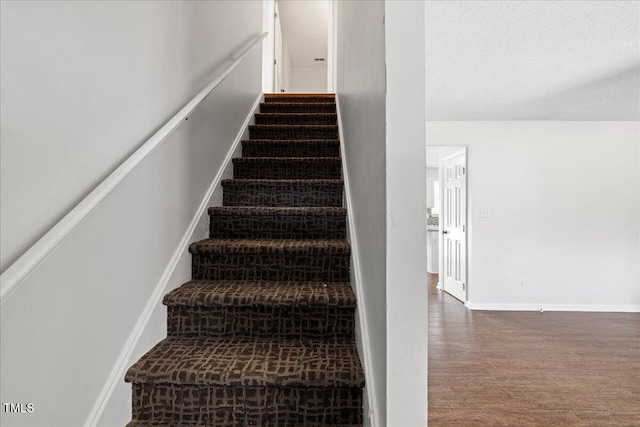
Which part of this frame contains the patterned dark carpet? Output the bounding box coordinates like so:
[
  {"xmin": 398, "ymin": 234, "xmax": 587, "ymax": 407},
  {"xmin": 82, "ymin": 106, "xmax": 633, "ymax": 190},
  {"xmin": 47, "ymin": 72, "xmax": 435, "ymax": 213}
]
[{"xmin": 125, "ymin": 94, "xmax": 365, "ymax": 426}]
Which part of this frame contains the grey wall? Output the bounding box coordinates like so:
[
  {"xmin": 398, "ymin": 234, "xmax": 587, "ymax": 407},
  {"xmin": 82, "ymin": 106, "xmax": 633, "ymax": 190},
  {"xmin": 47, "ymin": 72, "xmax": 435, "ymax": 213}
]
[
  {"xmin": 0, "ymin": 1, "xmax": 262, "ymax": 272},
  {"xmin": 336, "ymin": 1, "xmax": 387, "ymax": 425}
]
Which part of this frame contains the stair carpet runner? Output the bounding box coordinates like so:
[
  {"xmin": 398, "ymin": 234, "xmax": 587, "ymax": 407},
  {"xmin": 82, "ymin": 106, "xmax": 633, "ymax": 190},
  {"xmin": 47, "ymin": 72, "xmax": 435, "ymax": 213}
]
[{"xmin": 125, "ymin": 94, "xmax": 365, "ymax": 426}]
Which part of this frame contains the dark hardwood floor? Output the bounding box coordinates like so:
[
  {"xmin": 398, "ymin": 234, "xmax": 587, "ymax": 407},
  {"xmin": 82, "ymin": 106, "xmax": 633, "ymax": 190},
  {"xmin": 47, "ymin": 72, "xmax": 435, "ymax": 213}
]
[{"xmin": 428, "ymin": 273, "xmax": 640, "ymax": 426}]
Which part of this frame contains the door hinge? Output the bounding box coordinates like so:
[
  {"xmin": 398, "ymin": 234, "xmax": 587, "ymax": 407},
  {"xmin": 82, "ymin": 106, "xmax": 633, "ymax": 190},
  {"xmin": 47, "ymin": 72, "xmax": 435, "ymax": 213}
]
[
  {"xmin": 462, "ymin": 282, "xmax": 466, "ymax": 290},
  {"xmin": 462, "ymin": 167, "xmax": 466, "ymax": 175},
  {"xmin": 274, "ymin": 59, "xmax": 277, "ymax": 65},
  {"xmin": 462, "ymin": 225, "xmax": 465, "ymax": 232},
  {"xmin": 274, "ymin": 12, "xmax": 278, "ymax": 18}
]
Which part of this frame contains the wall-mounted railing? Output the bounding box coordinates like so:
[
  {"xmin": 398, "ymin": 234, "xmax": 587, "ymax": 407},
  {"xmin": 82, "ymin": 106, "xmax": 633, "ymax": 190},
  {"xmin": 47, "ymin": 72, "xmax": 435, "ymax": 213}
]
[{"xmin": 0, "ymin": 32, "xmax": 268, "ymax": 304}]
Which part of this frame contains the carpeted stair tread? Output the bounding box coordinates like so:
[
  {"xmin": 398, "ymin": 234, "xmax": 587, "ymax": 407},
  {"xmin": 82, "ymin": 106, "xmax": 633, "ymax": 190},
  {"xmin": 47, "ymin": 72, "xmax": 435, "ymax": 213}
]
[
  {"xmin": 222, "ymin": 178, "xmax": 344, "ymax": 187},
  {"xmin": 242, "ymin": 139, "xmax": 340, "ymax": 158},
  {"xmin": 208, "ymin": 206, "xmax": 346, "ymax": 239},
  {"xmin": 163, "ymin": 280, "xmax": 356, "ymax": 308},
  {"xmin": 243, "ymin": 138, "xmax": 340, "ymax": 144},
  {"xmin": 221, "ymin": 179, "xmax": 344, "ymax": 207},
  {"xmin": 129, "ymin": 383, "xmax": 362, "ymax": 425},
  {"xmin": 127, "ymin": 423, "xmax": 361, "ymax": 427},
  {"xmin": 264, "ymin": 94, "xmax": 334, "ymax": 103},
  {"xmin": 125, "ymin": 336, "xmax": 365, "ymax": 388},
  {"xmin": 233, "ymin": 157, "xmax": 341, "ymax": 162},
  {"xmin": 222, "ymin": 178, "xmax": 344, "ymax": 185},
  {"xmin": 259, "ymin": 102, "xmax": 336, "ymax": 113},
  {"xmin": 127, "ymin": 422, "xmax": 361, "ymax": 427},
  {"xmin": 255, "ymin": 113, "xmax": 337, "ymax": 125},
  {"xmin": 233, "ymin": 157, "xmax": 342, "ymax": 180},
  {"xmin": 189, "ymin": 239, "xmax": 350, "ymax": 255},
  {"xmin": 165, "ymin": 280, "xmax": 355, "ymax": 338},
  {"xmin": 208, "ymin": 206, "xmax": 346, "ymax": 216},
  {"xmin": 255, "ymin": 113, "xmax": 336, "ymax": 118},
  {"xmin": 249, "ymin": 125, "xmax": 338, "ymax": 131},
  {"xmin": 249, "ymin": 125, "xmax": 338, "ymax": 140}
]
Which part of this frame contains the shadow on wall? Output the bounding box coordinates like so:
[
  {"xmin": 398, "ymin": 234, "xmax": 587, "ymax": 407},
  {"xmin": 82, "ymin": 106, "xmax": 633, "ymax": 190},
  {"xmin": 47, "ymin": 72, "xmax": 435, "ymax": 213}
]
[{"xmin": 511, "ymin": 63, "xmax": 640, "ymax": 120}]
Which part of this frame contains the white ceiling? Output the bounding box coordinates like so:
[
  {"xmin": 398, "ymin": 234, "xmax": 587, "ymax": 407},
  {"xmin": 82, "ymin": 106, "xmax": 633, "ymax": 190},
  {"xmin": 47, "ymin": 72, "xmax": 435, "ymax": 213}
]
[
  {"xmin": 425, "ymin": 1, "xmax": 640, "ymax": 120},
  {"xmin": 277, "ymin": 0, "xmax": 328, "ymax": 68}
]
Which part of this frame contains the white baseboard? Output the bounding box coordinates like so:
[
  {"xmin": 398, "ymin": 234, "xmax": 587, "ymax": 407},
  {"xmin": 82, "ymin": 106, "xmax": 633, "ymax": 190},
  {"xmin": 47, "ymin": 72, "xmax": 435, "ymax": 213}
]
[
  {"xmin": 335, "ymin": 95, "xmax": 379, "ymax": 427},
  {"xmin": 465, "ymin": 301, "xmax": 640, "ymax": 313},
  {"xmin": 84, "ymin": 94, "xmax": 262, "ymax": 427}
]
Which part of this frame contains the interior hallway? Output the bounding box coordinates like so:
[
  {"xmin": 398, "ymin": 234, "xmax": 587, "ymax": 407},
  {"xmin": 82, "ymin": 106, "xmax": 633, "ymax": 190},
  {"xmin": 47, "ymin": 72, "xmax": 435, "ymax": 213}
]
[{"xmin": 427, "ymin": 273, "xmax": 640, "ymax": 426}]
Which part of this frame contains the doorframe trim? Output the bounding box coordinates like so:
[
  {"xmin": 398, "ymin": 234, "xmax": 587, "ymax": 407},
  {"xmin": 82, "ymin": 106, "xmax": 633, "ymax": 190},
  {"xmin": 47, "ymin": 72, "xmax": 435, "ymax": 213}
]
[
  {"xmin": 327, "ymin": 0, "xmax": 338, "ymax": 93},
  {"xmin": 438, "ymin": 147, "xmax": 469, "ymax": 303},
  {"xmin": 262, "ymin": 0, "xmax": 275, "ymax": 93}
]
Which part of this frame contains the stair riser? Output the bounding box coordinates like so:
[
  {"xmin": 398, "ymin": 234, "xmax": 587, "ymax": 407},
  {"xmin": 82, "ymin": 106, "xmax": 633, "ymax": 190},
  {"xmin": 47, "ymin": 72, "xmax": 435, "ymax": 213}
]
[
  {"xmin": 234, "ymin": 162, "xmax": 342, "ymax": 180},
  {"xmin": 210, "ymin": 214, "xmax": 346, "ymax": 239},
  {"xmin": 167, "ymin": 306, "xmax": 355, "ymax": 339},
  {"xmin": 260, "ymin": 103, "xmax": 336, "ymax": 114},
  {"xmin": 242, "ymin": 141, "xmax": 340, "ymax": 158},
  {"xmin": 249, "ymin": 126, "xmax": 338, "ymax": 140},
  {"xmin": 264, "ymin": 97, "xmax": 335, "ymax": 103},
  {"xmin": 223, "ymin": 184, "xmax": 343, "ymax": 207},
  {"xmin": 191, "ymin": 253, "xmax": 350, "ymax": 282},
  {"xmin": 132, "ymin": 384, "xmax": 362, "ymax": 425},
  {"xmin": 255, "ymin": 115, "xmax": 337, "ymax": 125}
]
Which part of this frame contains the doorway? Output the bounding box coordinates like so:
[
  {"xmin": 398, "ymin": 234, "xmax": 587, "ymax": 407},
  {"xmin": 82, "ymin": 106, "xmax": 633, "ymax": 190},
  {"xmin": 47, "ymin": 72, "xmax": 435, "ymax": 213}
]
[
  {"xmin": 263, "ymin": 0, "xmax": 334, "ymax": 93},
  {"xmin": 426, "ymin": 146, "xmax": 468, "ymax": 303}
]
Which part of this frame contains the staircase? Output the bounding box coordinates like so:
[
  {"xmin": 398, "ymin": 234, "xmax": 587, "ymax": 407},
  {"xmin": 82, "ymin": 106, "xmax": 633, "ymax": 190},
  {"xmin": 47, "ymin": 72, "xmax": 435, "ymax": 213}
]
[{"xmin": 125, "ymin": 94, "xmax": 365, "ymax": 426}]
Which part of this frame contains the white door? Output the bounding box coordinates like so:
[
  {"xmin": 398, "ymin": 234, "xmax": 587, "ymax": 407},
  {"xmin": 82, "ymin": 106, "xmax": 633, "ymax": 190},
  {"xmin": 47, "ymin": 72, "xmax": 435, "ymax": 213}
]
[{"xmin": 441, "ymin": 150, "xmax": 467, "ymax": 302}]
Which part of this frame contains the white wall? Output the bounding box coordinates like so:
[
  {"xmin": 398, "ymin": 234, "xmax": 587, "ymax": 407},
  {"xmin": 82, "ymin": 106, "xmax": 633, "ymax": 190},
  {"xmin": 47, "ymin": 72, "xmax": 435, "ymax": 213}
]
[
  {"xmin": 0, "ymin": 2, "xmax": 263, "ymax": 426},
  {"xmin": 426, "ymin": 146, "xmax": 464, "ymax": 168},
  {"xmin": 274, "ymin": 1, "xmax": 284, "ymax": 92},
  {"xmin": 426, "ymin": 167, "xmax": 438, "ymax": 208},
  {"xmin": 0, "ymin": 1, "xmax": 261, "ymax": 272},
  {"xmin": 426, "ymin": 121, "xmax": 640, "ymax": 310},
  {"xmin": 282, "ymin": 39, "xmax": 293, "ymax": 92},
  {"xmin": 276, "ymin": 0, "xmax": 329, "ymax": 68},
  {"xmin": 289, "ymin": 66, "xmax": 327, "ymax": 92},
  {"xmin": 336, "ymin": 1, "xmax": 386, "ymax": 425},
  {"xmin": 385, "ymin": 1, "xmax": 428, "ymax": 426},
  {"xmin": 262, "ymin": 0, "xmax": 275, "ymax": 93}
]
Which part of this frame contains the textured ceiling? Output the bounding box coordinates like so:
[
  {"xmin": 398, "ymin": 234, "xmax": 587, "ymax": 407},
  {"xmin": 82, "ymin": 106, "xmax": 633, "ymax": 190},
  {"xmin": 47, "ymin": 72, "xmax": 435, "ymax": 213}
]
[
  {"xmin": 425, "ymin": 1, "xmax": 640, "ymax": 120},
  {"xmin": 277, "ymin": 0, "xmax": 328, "ymax": 69}
]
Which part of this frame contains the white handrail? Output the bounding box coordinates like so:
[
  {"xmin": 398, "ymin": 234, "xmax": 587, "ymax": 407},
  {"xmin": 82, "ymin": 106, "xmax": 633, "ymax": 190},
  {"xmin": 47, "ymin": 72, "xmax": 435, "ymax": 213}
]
[{"xmin": 0, "ymin": 32, "xmax": 268, "ymax": 304}]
